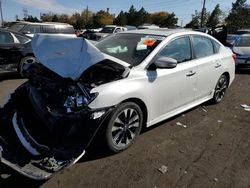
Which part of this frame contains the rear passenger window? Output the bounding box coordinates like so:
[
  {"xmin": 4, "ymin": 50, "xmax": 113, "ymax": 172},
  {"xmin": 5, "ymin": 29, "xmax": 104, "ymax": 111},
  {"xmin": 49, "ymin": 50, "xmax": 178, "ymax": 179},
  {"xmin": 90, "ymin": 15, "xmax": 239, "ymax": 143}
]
[
  {"xmin": 212, "ymin": 40, "xmax": 221, "ymax": 53},
  {"xmin": 193, "ymin": 36, "xmax": 214, "ymax": 58},
  {"xmin": 42, "ymin": 25, "xmax": 56, "ymax": 33},
  {"xmin": 159, "ymin": 37, "xmax": 192, "ymax": 63}
]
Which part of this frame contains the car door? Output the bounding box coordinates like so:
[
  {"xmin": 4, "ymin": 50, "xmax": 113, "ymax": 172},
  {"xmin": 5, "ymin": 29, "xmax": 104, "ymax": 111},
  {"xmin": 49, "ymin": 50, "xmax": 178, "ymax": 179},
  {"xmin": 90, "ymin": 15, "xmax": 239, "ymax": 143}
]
[
  {"xmin": 147, "ymin": 36, "xmax": 197, "ymax": 118},
  {"xmin": 191, "ymin": 35, "xmax": 223, "ymax": 100},
  {"xmin": 0, "ymin": 31, "xmax": 22, "ymax": 66}
]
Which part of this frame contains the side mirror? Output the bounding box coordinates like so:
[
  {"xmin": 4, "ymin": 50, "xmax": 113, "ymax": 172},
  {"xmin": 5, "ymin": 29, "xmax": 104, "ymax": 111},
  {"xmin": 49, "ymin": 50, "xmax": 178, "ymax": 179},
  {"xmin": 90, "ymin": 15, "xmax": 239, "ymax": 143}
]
[{"xmin": 155, "ymin": 56, "xmax": 177, "ymax": 69}]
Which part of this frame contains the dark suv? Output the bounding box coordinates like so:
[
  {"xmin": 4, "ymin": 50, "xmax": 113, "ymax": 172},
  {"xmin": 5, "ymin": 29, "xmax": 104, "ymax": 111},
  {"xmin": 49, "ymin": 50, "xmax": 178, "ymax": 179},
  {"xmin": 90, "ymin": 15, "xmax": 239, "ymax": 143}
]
[{"xmin": 9, "ymin": 21, "xmax": 75, "ymax": 37}]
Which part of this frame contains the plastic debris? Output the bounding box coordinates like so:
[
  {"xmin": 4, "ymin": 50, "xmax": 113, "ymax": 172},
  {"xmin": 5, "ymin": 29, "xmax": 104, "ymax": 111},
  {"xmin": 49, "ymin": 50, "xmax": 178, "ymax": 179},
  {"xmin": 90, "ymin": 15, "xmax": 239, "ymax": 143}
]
[
  {"xmin": 184, "ymin": 170, "xmax": 188, "ymax": 174},
  {"xmin": 158, "ymin": 165, "xmax": 168, "ymax": 174},
  {"xmin": 213, "ymin": 178, "xmax": 219, "ymax": 182},
  {"xmin": 241, "ymin": 104, "xmax": 250, "ymax": 111},
  {"xmin": 201, "ymin": 106, "xmax": 207, "ymax": 112},
  {"xmin": 176, "ymin": 122, "xmax": 187, "ymax": 128},
  {"xmin": 181, "ymin": 114, "xmax": 186, "ymax": 117},
  {"xmin": 217, "ymin": 120, "xmax": 223, "ymax": 123}
]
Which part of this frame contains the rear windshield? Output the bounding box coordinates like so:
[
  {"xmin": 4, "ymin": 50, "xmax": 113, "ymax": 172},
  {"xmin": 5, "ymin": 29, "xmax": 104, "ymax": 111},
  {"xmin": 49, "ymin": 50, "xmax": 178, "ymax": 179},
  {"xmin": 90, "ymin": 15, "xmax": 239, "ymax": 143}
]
[
  {"xmin": 235, "ymin": 35, "xmax": 250, "ymax": 47},
  {"xmin": 10, "ymin": 23, "xmax": 26, "ymax": 32}
]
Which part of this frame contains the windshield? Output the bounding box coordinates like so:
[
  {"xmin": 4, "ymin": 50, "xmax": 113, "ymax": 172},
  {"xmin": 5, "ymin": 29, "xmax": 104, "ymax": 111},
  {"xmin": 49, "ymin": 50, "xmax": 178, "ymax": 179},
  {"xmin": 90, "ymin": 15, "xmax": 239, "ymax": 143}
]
[
  {"xmin": 100, "ymin": 27, "xmax": 115, "ymax": 33},
  {"xmin": 235, "ymin": 35, "xmax": 250, "ymax": 47},
  {"xmin": 95, "ymin": 33, "xmax": 164, "ymax": 66},
  {"xmin": 10, "ymin": 23, "xmax": 26, "ymax": 32}
]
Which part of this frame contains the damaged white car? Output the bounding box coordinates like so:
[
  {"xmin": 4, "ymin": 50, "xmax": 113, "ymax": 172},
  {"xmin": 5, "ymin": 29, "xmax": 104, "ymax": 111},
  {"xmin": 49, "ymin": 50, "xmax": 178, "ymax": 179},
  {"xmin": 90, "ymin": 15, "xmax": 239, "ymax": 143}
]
[{"xmin": 0, "ymin": 30, "xmax": 235, "ymax": 179}]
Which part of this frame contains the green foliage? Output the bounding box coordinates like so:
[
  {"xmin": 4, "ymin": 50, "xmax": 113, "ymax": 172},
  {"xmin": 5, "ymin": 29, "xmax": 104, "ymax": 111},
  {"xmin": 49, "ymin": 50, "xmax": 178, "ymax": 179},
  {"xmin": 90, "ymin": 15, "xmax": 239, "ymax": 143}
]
[
  {"xmin": 206, "ymin": 4, "xmax": 222, "ymax": 27},
  {"xmin": 151, "ymin": 12, "xmax": 177, "ymax": 27},
  {"xmin": 92, "ymin": 10, "xmax": 114, "ymax": 28},
  {"xmin": 23, "ymin": 15, "xmax": 40, "ymax": 22},
  {"xmin": 225, "ymin": 0, "xmax": 250, "ymax": 32}
]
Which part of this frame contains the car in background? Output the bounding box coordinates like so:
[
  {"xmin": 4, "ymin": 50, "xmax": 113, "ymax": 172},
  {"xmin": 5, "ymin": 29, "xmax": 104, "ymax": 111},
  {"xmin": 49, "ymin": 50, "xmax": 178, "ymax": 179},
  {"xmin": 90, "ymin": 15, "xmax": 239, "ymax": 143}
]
[
  {"xmin": 9, "ymin": 21, "xmax": 75, "ymax": 37},
  {"xmin": 231, "ymin": 34, "xmax": 250, "ymax": 69},
  {"xmin": 226, "ymin": 34, "xmax": 239, "ymax": 47},
  {"xmin": 0, "ymin": 30, "xmax": 235, "ymax": 179},
  {"xmin": 84, "ymin": 25, "xmax": 126, "ymax": 41},
  {"xmin": 0, "ymin": 28, "xmax": 36, "ymax": 75},
  {"xmin": 236, "ymin": 29, "xmax": 250, "ymax": 35},
  {"xmin": 137, "ymin": 24, "xmax": 159, "ymax": 29}
]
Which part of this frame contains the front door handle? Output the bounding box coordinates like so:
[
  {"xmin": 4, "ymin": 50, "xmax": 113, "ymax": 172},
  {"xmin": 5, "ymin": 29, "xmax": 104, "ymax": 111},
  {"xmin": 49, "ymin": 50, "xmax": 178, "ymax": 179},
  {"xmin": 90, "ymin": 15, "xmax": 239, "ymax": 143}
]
[{"xmin": 186, "ymin": 71, "xmax": 196, "ymax": 77}]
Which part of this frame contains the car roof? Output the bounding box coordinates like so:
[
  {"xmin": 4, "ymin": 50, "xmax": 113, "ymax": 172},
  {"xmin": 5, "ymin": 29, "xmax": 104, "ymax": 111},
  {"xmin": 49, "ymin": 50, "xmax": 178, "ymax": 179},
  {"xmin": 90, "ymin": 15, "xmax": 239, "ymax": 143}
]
[
  {"xmin": 0, "ymin": 28, "xmax": 31, "ymax": 38},
  {"xmin": 122, "ymin": 28, "xmax": 196, "ymax": 37},
  {"xmin": 12, "ymin": 21, "xmax": 72, "ymax": 26}
]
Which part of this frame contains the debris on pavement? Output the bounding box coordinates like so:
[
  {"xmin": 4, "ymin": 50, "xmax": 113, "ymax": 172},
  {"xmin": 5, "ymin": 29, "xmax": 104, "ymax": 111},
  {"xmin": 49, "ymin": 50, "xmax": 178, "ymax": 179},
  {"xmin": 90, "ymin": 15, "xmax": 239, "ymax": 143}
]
[
  {"xmin": 201, "ymin": 106, "xmax": 207, "ymax": 112},
  {"xmin": 181, "ymin": 114, "xmax": 186, "ymax": 117},
  {"xmin": 176, "ymin": 122, "xmax": 187, "ymax": 128},
  {"xmin": 213, "ymin": 178, "xmax": 219, "ymax": 182},
  {"xmin": 184, "ymin": 170, "xmax": 188, "ymax": 174},
  {"xmin": 217, "ymin": 120, "xmax": 223, "ymax": 123},
  {"xmin": 158, "ymin": 165, "xmax": 168, "ymax": 174},
  {"xmin": 241, "ymin": 104, "xmax": 250, "ymax": 111}
]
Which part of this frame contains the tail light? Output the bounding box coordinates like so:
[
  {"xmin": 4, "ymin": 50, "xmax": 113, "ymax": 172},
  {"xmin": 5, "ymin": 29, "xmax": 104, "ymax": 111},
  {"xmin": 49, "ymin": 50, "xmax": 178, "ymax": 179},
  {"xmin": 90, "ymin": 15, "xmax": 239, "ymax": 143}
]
[{"xmin": 232, "ymin": 53, "xmax": 237, "ymax": 63}]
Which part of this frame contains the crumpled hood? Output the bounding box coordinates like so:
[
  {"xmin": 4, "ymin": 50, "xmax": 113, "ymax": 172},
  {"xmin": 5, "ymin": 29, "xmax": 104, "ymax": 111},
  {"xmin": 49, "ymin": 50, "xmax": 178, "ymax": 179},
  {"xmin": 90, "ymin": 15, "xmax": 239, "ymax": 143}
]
[{"xmin": 32, "ymin": 34, "xmax": 107, "ymax": 80}]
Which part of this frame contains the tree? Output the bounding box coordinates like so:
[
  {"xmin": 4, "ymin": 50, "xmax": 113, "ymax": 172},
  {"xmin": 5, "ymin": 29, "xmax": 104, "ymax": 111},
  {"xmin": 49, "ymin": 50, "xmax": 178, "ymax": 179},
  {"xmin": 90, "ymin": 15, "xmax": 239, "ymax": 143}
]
[
  {"xmin": 126, "ymin": 5, "xmax": 137, "ymax": 26},
  {"xmin": 93, "ymin": 10, "xmax": 113, "ymax": 27},
  {"xmin": 185, "ymin": 10, "xmax": 200, "ymax": 28},
  {"xmin": 206, "ymin": 4, "xmax": 222, "ymax": 27},
  {"xmin": 225, "ymin": 0, "xmax": 250, "ymax": 32},
  {"xmin": 24, "ymin": 15, "xmax": 40, "ymax": 22},
  {"xmin": 151, "ymin": 12, "xmax": 177, "ymax": 27},
  {"xmin": 185, "ymin": 9, "xmax": 210, "ymax": 28},
  {"xmin": 136, "ymin": 7, "xmax": 150, "ymax": 26},
  {"xmin": 114, "ymin": 11, "xmax": 127, "ymax": 26}
]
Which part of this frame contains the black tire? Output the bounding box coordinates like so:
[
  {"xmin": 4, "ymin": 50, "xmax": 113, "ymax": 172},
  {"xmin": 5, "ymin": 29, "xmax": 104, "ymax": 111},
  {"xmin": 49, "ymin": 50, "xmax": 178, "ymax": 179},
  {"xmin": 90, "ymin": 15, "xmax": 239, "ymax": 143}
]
[
  {"xmin": 105, "ymin": 102, "xmax": 143, "ymax": 153},
  {"xmin": 18, "ymin": 56, "xmax": 37, "ymax": 77},
  {"xmin": 211, "ymin": 74, "xmax": 228, "ymax": 104}
]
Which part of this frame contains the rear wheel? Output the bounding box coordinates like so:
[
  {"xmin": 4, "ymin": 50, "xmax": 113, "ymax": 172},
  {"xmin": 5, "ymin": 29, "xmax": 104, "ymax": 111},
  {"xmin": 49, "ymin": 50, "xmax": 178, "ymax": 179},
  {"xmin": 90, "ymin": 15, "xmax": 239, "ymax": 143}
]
[
  {"xmin": 211, "ymin": 74, "xmax": 228, "ymax": 103},
  {"xmin": 105, "ymin": 102, "xmax": 143, "ymax": 153},
  {"xmin": 18, "ymin": 56, "xmax": 37, "ymax": 77}
]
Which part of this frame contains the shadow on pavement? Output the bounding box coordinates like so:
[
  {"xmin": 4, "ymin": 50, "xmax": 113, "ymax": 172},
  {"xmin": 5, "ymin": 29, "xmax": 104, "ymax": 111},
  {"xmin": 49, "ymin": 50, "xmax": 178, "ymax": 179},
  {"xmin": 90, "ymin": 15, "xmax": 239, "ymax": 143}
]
[
  {"xmin": 0, "ymin": 72, "xmax": 21, "ymax": 82},
  {"xmin": 236, "ymin": 68, "xmax": 250, "ymax": 75}
]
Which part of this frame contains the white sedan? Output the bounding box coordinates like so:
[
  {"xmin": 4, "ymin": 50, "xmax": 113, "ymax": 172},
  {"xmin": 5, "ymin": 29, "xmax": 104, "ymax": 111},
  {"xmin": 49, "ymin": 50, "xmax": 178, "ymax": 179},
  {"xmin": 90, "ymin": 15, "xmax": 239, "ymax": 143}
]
[{"xmin": 0, "ymin": 29, "xmax": 235, "ymax": 179}]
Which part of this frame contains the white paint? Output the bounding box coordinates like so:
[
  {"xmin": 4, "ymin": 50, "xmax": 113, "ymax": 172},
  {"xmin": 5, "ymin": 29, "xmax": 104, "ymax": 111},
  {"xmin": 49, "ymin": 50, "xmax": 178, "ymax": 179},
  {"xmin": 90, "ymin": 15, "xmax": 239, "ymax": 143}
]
[{"xmin": 12, "ymin": 113, "xmax": 40, "ymax": 156}]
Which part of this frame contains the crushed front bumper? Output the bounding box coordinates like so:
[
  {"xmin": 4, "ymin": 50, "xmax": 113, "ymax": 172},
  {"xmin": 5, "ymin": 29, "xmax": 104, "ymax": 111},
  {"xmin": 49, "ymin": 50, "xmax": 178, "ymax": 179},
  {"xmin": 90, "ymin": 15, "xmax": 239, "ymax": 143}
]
[{"xmin": 0, "ymin": 83, "xmax": 114, "ymax": 179}]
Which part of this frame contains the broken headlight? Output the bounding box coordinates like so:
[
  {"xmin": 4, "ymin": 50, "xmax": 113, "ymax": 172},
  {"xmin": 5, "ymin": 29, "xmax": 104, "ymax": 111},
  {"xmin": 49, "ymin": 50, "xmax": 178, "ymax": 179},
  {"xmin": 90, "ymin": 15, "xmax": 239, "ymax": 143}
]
[{"xmin": 63, "ymin": 84, "xmax": 98, "ymax": 112}]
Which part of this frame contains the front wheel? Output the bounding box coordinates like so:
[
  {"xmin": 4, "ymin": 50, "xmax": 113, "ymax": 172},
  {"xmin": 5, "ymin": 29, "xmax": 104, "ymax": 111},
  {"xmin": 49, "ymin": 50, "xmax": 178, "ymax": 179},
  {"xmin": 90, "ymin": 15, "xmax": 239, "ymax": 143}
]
[
  {"xmin": 211, "ymin": 74, "xmax": 228, "ymax": 104},
  {"xmin": 18, "ymin": 56, "xmax": 37, "ymax": 77},
  {"xmin": 105, "ymin": 102, "xmax": 143, "ymax": 153}
]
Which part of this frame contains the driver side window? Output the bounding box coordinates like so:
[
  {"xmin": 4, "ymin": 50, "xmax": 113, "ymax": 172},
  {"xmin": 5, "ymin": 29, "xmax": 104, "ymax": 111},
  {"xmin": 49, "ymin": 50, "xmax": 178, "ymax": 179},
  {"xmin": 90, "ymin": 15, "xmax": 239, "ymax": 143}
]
[{"xmin": 159, "ymin": 36, "xmax": 192, "ymax": 63}]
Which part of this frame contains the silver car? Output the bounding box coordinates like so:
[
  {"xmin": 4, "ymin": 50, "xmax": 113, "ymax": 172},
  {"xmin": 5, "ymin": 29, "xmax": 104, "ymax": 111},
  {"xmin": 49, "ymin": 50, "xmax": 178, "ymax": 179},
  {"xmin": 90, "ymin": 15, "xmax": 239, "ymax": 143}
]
[
  {"xmin": 0, "ymin": 29, "xmax": 235, "ymax": 179},
  {"xmin": 232, "ymin": 34, "xmax": 250, "ymax": 69}
]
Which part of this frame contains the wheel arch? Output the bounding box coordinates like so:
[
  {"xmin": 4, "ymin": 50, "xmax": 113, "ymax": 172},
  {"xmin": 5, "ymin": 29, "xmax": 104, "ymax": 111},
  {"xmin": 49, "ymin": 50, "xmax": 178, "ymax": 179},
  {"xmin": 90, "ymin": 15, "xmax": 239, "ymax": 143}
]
[
  {"xmin": 222, "ymin": 72, "xmax": 230, "ymax": 87},
  {"xmin": 121, "ymin": 98, "xmax": 148, "ymax": 129}
]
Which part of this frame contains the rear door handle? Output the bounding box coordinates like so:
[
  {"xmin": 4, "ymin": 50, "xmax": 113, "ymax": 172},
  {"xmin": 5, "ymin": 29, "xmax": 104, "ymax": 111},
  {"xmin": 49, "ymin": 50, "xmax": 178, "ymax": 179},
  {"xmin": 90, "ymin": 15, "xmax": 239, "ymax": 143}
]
[
  {"xmin": 214, "ymin": 63, "xmax": 221, "ymax": 68},
  {"xmin": 186, "ymin": 71, "xmax": 196, "ymax": 77}
]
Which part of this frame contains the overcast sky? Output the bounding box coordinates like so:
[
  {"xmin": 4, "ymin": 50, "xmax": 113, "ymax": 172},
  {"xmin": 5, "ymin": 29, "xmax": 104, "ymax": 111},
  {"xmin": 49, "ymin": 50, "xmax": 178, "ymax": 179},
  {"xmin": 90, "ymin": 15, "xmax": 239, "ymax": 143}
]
[{"xmin": 2, "ymin": 0, "xmax": 250, "ymax": 26}]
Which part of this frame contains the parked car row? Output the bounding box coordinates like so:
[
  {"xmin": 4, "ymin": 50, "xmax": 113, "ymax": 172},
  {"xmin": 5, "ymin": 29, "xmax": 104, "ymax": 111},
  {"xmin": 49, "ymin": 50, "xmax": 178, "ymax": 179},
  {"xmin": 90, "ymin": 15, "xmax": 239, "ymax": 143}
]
[{"xmin": 0, "ymin": 28, "xmax": 36, "ymax": 75}]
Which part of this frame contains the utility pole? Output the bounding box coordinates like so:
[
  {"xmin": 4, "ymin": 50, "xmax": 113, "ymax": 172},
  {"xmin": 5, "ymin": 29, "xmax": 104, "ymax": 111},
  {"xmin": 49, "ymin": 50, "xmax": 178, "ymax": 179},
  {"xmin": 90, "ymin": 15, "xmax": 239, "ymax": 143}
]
[
  {"xmin": 86, "ymin": 5, "xmax": 88, "ymax": 26},
  {"xmin": 200, "ymin": 0, "xmax": 206, "ymax": 28},
  {"xmin": 0, "ymin": 0, "xmax": 4, "ymax": 27}
]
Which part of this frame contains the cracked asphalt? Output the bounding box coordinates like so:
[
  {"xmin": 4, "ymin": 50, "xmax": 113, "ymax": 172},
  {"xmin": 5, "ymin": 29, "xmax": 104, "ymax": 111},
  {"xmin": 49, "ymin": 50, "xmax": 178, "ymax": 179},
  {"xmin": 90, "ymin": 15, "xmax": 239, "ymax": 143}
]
[{"xmin": 0, "ymin": 70, "xmax": 249, "ymax": 188}]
